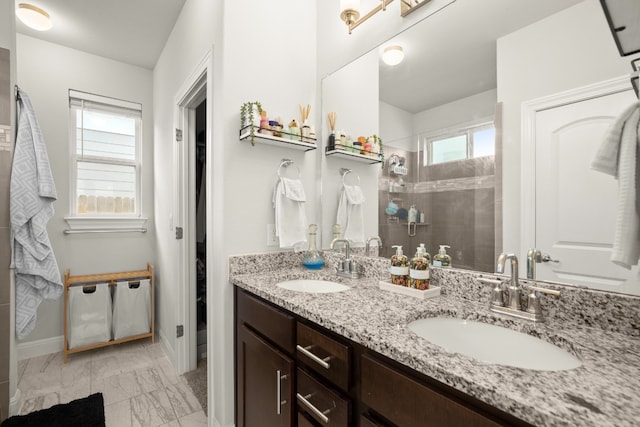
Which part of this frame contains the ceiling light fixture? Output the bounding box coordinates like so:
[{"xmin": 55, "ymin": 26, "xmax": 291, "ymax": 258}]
[
  {"xmin": 382, "ymin": 45, "xmax": 404, "ymax": 66},
  {"xmin": 16, "ymin": 3, "xmax": 53, "ymax": 31}
]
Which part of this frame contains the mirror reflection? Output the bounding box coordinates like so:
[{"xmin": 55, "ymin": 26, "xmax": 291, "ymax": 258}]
[{"xmin": 322, "ymin": 0, "xmax": 640, "ymax": 295}]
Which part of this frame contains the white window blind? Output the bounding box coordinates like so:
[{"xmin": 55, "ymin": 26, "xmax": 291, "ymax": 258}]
[{"xmin": 68, "ymin": 90, "xmax": 142, "ymax": 217}]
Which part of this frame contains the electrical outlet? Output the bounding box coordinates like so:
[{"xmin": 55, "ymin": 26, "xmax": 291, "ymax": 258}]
[{"xmin": 267, "ymin": 224, "xmax": 279, "ymax": 246}]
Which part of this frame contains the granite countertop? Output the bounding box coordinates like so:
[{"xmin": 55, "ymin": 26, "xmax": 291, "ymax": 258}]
[{"xmin": 230, "ymin": 264, "xmax": 640, "ymax": 427}]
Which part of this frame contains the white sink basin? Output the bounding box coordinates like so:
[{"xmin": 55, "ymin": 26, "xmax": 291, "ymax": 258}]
[
  {"xmin": 408, "ymin": 317, "xmax": 581, "ymax": 371},
  {"xmin": 276, "ymin": 279, "xmax": 350, "ymax": 294}
]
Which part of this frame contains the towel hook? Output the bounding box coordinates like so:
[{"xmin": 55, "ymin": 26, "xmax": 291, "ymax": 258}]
[
  {"xmin": 340, "ymin": 168, "xmax": 360, "ymax": 185},
  {"xmin": 277, "ymin": 158, "xmax": 300, "ymax": 178}
]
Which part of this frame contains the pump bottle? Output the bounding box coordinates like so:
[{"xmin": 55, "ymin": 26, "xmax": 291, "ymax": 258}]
[
  {"xmin": 433, "ymin": 245, "xmax": 452, "ymax": 268},
  {"xmin": 410, "ymin": 246, "xmax": 430, "ymax": 290},
  {"xmin": 390, "ymin": 245, "xmax": 409, "ymax": 286}
]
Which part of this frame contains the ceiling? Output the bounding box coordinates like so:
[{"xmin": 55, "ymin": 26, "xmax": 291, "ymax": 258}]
[
  {"xmin": 378, "ymin": 0, "xmax": 584, "ymax": 113},
  {"xmin": 14, "ymin": 0, "xmax": 186, "ymax": 69}
]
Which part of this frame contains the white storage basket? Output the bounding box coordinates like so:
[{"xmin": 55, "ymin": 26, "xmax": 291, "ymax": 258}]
[
  {"xmin": 68, "ymin": 283, "xmax": 113, "ymax": 349},
  {"xmin": 112, "ymin": 279, "xmax": 151, "ymax": 340}
]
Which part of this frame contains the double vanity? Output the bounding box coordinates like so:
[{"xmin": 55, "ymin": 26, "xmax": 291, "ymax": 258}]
[{"xmin": 231, "ymin": 252, "xmax": 640, "ymax": 426}]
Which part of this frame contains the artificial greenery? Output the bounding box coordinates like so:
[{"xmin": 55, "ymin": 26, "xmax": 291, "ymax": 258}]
[
  {"xmin": 369, "ymin": 134, "xmax": 384, "ymax": 168},
  {"xmin": 240, "ymin": 101, "xmax": 263, "ymax": 146}
]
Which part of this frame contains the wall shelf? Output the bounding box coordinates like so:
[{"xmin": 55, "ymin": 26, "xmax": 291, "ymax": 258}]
[
  {"xmin": 239, "ymin": 125, "xmax": 317, "ymax": 151},
  {"xmin": 325, "ymin": 143, "xmax": 383, "ymax": 164}
]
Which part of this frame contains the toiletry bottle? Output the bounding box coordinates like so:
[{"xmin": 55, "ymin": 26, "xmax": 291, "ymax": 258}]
[
  {"xmin": 419, "ymin": 243, "xmax": 431, "ymax": 263},
  {"xmin": 259, "ymin": 110, "xmax": 270, "ymax": 134},
  {"xmin": 408, "ymin": 205, "xmax": 418, "ymax": 223},
  {"xmin": 302, "ymin": 224, "xmax": 324, "ymax": 270},
  {"xmin": 390, "ymin": 245, "xmax": 409, "ymax": 286},
  {"xmin": 328, "ymin": 131, "xmax": 336, "ymax": 151},
  {"xmin": 433, "ymin": 245, "xmax": 452, "ymax": 268},
  {"xmin": 410, "ymin": 246, "xmax": 430, "ymax": 290}
]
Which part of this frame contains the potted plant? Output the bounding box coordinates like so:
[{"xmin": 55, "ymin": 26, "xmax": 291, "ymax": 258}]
[
  {"xmin": 368, "ymin": 134, "xmax": 384, "ymax": 168},
  {"xmin": 240, "ymin": 101, "xmax": 263, "ymax": 146}
]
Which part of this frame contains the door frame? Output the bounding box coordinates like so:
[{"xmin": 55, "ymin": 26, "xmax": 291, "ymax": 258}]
[
  {"xmin": 520, "ymin": 75, "xmax": 631, "ymax": 261},
  {"xmin": 174, "ymin": 50, "xmax": 212, "ymax": 374}
]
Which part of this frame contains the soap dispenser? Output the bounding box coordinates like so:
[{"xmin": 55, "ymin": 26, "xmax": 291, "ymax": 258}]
[
  {"xmin": 433, "ymin": 245, "xmax": 452, "ymax": 268},
  {"xmin": 302, "ymin": 224, "xmax": 324, "ymax": 270},
  {"xmin": 390, "ymin": 245, "xmax": 409, "ymax": 286},
  {"xmin": 410, "ymin": 246, "xmax": 430, "ymax": 290},
  {"xmin": 419, "ymin": 243, "xmax": 431, "ymax": 263}
]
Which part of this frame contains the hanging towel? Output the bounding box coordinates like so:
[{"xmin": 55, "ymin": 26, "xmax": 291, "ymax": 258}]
[
  {"xmin": 11, "ymin": 89, "xmax": 63, "ymax": 338},
  {"xmin": 272, "ymin": 177, "xmax": 308, "ymax": 248},
  {"xmin": 336, "ymin": 184, "xmax": 365, "ymax": 244},
  {"xmin": 591, "ymin": 102, "xmax": 640, "ymax": 269}
]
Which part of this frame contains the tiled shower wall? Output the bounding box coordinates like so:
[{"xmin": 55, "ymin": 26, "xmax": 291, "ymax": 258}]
[
  {"xmin": 0, "ymin": 47, "xmax": 12, "ymax": 422},
  {"xmin": 378, "ymin": 145, "xmax": 496, "ymax": 273}
]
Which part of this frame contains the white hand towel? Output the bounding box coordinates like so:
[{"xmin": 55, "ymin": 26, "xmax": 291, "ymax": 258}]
[
  {"xmin": 273, "ymin": 178, "xmax": 308, "ymax": 248},
  {"xmin": 336, "ymin": 184, "xmax": 365, "ymax": 244},
  {"xmin": 591, "ymin": 102, "xmax": 640, "ymax": 269}
]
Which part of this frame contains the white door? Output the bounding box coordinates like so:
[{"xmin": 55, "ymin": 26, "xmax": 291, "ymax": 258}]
[{"xmin": 533, "ymin": 87, "xmax": 639, "ymax": 295}]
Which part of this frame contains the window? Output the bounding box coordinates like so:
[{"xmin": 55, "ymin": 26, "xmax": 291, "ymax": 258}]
[
  {"xmin": 68, "ymin": 90, "xmax": 143, "ymax": 220},
  {"xmin": 424, "ymin": 123, "xmax": 495, "ymax": 166}
]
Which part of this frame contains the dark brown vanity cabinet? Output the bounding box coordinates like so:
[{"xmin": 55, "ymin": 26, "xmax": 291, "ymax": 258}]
[
  {"xmin": 235, "ymin": 287, "xmax": 530, "ymax": 427},
  {"xmin": 236, "ymin": 289, "xmax": 296, "ymax": 427}
]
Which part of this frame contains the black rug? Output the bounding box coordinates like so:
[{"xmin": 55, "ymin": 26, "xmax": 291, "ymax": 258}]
[{"xmin": 1, "ymin": 393, "xmax": 105, "ymax": 427}]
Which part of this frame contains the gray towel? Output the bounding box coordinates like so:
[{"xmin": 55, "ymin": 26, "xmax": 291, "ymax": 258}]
[{"xmin": 11, "ymin": 89, "xmax": 62, "ymax": 337}]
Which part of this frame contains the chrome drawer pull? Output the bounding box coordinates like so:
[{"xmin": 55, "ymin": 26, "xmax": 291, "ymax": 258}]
[
  {"xmin": 296, "ymin": 393, "xmax": 331, "ymax": 424},
  {"xmin": 297, "ymin": 345, "xmax": 331, "ymax": 369},
  {"xmin": 276, "ymin": 370, "xmax": 287, "ymax": 415}
]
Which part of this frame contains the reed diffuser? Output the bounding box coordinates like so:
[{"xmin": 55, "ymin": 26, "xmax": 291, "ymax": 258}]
[
  {"xmin": 328, "ymin": 111, "xmax": 337, "ymax": 151},
  {"xmin": 299, "ymin": 104, "xmax": 311, "ymax": 142}
]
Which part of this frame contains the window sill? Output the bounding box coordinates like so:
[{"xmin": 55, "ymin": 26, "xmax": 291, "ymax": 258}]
[{"xmin": 64, "ymin": 216, "xmax": 148, "ymax": 234}]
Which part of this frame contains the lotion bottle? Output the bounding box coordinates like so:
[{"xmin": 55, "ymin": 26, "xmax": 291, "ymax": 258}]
[
  {"xmin": 409, "ymin": 247, "xmax": 430, "ymax": 290},
  {"xmin": 433, "ymin": 245, "xmax": 452, "ymax": 268},
  {"xmin": 390, "ymin": 245, "xmax": 409, "ymax": 286}
]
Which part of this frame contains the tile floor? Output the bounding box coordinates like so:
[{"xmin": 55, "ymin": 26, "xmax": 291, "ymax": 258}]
[{"xmin": 17, "ymin": 340, "xmax": 207, "ymax": 427}]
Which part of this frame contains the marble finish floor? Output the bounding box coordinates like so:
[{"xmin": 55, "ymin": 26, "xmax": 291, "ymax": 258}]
[{"xmin": 17, "ymin": 340, "xmax": 207, "ymax": 427}]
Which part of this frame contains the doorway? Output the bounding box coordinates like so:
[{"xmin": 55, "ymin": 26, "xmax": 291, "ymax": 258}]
[{"xmin": 195, "ymin": 100, "xmax": 207, "ymax": 360}]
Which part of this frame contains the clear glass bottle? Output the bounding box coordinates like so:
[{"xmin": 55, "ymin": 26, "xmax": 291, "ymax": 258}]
[
  {"xmin": 390, "ymin": 245, "xmax": 409, "ymax": 286},
  {"xmin": 410, "ymin": 246, "xmax": 430, "ymax": 290},
  {"xmin": 302, "ymin": 224, "xmax": 325, "ymax": 270}
]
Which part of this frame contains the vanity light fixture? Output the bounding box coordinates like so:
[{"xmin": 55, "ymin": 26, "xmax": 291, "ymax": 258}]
[
  {"xmin": 340, "ymin": 0, "xmax": 433, "ymax": 34},
  {"xmin": 340, "ymin": 0, "xmax": 394, "ymax": 34},
  {"xmin": 382, "ymin": 45, "xmax": 404, "ymax": 66},
  {"xmin": 16, "ymin": 3, "xmax": 53, "ymax": 31}
]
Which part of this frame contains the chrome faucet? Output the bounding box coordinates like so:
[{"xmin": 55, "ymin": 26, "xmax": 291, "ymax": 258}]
[
  {"xmin": 526, "ymin": 248, "xmax": 542, "ymax": 279},
  {"xmin": 330, "ymin": 238, "xmax": 360, "ymax": 278},
  {"xmin": 480, "ymin": 252, "xmax": 560, "ymax": 322},
  {"xmin": 496, "ymin": 253, "xmax": 521, "ymax": 310},
  {"xmin": 365, "ymin": 236, "xmax": 382, "ymax": 257}
]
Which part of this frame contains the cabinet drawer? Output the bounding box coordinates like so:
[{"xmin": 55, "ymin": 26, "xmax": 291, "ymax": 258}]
[
  {"xmin": 361, "ymin": 354, "xmax": 503, "ymax": 427},
  {"xmin": 297, "ymin": 322, "xmax": 351, "ymax": 391},
  {"xmin": 297, "ymin": 368, "xmax": 350, "ymax": 427},
  {"xmin": 237, "ymin": 290, "xmax": 295, "ymax": 354}
]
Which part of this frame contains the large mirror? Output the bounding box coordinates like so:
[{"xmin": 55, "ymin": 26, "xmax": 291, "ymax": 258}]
[{"xmin": 321, "ymin": 0, "xmax": 640, "ymax": 295}]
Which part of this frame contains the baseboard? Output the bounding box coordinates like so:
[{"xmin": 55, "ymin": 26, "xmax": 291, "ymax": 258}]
[
  {"xmin": 17, "ymin": 336, "xmax": 64, "ymax": 360},
  {"xmin": 9, "ymin": 388, "xmax": 22, "ymax": 416},
  {"xmin": 159, "ymin": 329, "xmax": 176, "ymax": 367}
]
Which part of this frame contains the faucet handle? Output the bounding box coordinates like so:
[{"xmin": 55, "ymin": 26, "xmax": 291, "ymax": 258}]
[
  {"xmin": 525, "ymin": 286, "xmax": 560, "ymax": 316},
  {"xmin": 479, "ymin": 278, "xmax": 505, "ymax": 307}
]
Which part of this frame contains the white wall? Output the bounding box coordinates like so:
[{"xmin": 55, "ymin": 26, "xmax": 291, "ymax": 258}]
[
  {"xmin": 379, "ymin": 101, "xmax": 414, "ymax": 151},
  {"xmin": 497, "ymin": 0, "xmax": 639, "ymax": 257},
  {"xmin": 413, "ymin": 89, "xmax": 497, "ymax": 137},
  {"xmin": 321, "ymin": 50, "xmax": 379, "ymax": 247},
  {"xmin": 15, "ymin": 34, "xmax": 155, "ymax": 343},
  {"xmin": 152, "ymin": 0, "xmax": 316, "ymax": 425}
]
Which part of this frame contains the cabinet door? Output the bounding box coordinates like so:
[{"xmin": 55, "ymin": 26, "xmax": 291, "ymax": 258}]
[{"xmin": 237, "ymin": 324, "xmax": 294, "ymax": 427}]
